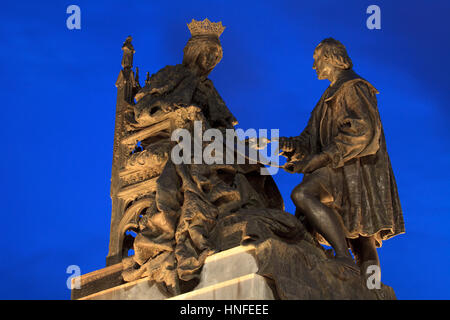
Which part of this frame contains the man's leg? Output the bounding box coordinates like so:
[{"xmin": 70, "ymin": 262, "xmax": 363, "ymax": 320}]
[
  {"xmin": 349, "ymin": 236, "xmax": 380, "ymax": 275},
  {"xmin": 290, "ymin": 175, "xmax": 354, "ymax": 264}
]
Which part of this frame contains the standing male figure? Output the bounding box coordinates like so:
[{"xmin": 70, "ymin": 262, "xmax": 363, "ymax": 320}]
[{"xmin": 280, "ymin": 38, "xmax": 405, "ymax": 275}]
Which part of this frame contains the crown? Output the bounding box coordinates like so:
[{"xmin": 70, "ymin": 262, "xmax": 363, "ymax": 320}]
[{"xmin": 187, "ymin": 18, "xmax": 225, "ymax": 38}]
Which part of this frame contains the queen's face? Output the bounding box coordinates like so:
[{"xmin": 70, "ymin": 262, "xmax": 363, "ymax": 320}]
[
  {"xmin": 313, "ymin": 47, "xmax": 333, "ymax": 81},
  {"xmin": 196, "ymin": 44, "xmax": 222, "ymax": 75}
]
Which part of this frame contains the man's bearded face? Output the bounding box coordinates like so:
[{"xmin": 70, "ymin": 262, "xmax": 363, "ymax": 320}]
[{"xmin": 313, "ymin": 47, "xmax": 334, "ymax": 81}]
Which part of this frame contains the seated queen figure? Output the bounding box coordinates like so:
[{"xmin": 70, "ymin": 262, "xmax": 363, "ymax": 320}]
[{"xmin": 122, "ymin": 19, "xmax": 284, "ymax": 296}]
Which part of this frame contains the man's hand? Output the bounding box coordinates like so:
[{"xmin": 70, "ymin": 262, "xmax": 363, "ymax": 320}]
[
  {"xmin": 278, "ymin": 137, "xmax": 295, "ymax": 152},
  {"xmin": 279, "ymin": 137, "xmax": 307, "ymax": 160},
  {"xmin": 283, "ymin": 153, "xmax": 330, "ymax": 174}
]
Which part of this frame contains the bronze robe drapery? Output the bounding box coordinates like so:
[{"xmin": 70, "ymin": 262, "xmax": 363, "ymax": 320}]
[{"xmin": 293, "ymin": 70, "xmax": 405, "ymax": 247}]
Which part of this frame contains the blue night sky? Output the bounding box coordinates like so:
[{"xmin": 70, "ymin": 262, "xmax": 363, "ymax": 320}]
[{"xmin": 1, "ymin": 0, "xmax": 449, "ymax": 300}]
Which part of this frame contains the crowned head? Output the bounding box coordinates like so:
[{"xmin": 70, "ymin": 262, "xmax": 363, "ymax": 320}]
[{"xmin": 183, "ymin": 18, "xmax": 226, "ymax": 77}]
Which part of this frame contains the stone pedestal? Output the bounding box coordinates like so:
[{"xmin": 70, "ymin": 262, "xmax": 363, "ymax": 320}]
[{"xmin": 74, "ymin": 245, "xmax": 274, "ymax": 300}]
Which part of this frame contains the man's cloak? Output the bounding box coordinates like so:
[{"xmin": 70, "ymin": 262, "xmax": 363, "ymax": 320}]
[{"xmin": 294, "ymin": 69, "xmax": 405, "ymax": 247}]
